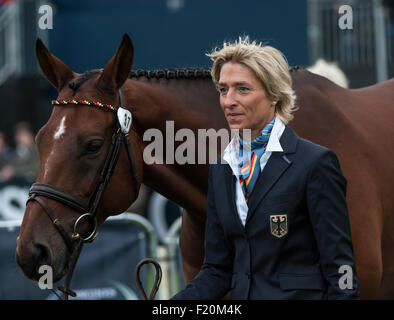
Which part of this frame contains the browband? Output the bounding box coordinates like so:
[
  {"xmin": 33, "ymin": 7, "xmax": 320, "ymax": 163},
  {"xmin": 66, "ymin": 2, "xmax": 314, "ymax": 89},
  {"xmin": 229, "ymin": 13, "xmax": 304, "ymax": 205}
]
[{"xmin": 52, "ymin": 99, "xmax": 117, "ymax": 112}]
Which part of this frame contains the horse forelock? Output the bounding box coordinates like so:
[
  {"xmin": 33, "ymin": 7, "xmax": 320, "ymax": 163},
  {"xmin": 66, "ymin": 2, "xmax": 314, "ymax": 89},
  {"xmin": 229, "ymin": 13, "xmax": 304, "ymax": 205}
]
[{"xmin": 68, "ymin": 69, "xmax": 103, "ymax": 92}]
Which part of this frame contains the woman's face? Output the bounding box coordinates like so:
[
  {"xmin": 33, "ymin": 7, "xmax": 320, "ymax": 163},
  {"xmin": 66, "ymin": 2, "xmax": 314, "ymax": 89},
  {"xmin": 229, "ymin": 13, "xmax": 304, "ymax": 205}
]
[{"xmin": 218, "ymin": 61, "xmax": 276, "ymax": 140}]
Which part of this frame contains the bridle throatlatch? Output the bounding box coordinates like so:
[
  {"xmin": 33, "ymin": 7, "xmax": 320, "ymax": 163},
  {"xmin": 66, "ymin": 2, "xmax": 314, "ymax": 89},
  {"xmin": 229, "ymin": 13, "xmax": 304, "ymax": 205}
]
[{"xmin": 26, "ymin": 89, "xmax": 142, "ymax": 300}]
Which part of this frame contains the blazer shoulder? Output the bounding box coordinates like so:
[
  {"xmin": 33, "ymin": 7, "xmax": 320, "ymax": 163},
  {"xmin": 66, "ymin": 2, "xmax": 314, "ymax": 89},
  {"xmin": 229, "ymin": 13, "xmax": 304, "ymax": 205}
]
[
  {"xmin": 296, "ymin": 137, "xmax": 344, "ymax": 179},
  {"xmin": 297, "ymin": 137, "xmax": 337, "ymax": 160}
]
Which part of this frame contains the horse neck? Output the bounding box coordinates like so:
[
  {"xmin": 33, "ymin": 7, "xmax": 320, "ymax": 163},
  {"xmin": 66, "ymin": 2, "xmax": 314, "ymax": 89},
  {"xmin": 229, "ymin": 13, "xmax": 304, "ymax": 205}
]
[
  {"xmin": 121, "ymin": 77, "xmax": 225, "ymax": 221},
  {"xmin": 123, "ymin": 77, "xmax": 222, "ymax": 131}
]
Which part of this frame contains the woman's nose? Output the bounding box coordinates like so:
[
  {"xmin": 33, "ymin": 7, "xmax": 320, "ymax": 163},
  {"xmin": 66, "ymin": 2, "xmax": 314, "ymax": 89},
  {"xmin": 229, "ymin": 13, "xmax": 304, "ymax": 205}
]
[{"xmin": 221, "ymin": 90, "xmax": 237, "ymax": 108}]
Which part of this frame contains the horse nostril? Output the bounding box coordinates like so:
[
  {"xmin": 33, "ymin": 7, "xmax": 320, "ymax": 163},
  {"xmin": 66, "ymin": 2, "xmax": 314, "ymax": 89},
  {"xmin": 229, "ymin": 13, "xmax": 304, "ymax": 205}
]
[
  {"xmin": 35, "ymin": 243, "xmax": 51, "ymax": 269},
  {"xmin": 16, "ymin": 242, "xmax": 52, "ymax": 281}
]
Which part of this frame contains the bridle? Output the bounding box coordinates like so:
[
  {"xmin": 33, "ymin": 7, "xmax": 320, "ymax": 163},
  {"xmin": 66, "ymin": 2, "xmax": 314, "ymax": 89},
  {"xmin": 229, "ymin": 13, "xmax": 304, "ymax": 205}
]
[{"xmin": 26, "ymin": 89, "xmax": 140, "ymax": 300}]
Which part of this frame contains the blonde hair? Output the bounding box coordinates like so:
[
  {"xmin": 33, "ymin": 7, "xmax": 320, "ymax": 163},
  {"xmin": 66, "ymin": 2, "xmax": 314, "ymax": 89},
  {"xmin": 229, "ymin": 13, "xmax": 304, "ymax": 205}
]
[{"xmin": 207, "ymin": 36, "xmax": 297, "ymax": 124}]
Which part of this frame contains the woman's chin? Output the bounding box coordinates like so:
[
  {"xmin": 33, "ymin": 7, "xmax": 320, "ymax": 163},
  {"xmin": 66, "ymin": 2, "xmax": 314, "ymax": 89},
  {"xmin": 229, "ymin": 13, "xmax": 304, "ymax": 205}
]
[{"xmin": 228, "ymin": 122, "xmax": 245, "ymax": 131}]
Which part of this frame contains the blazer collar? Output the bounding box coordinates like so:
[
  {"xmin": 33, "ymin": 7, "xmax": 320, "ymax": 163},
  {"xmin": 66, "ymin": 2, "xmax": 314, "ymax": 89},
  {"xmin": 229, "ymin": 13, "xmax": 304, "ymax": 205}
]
[{"xmin": 279, "ymin": 125, "xmax": 299, "ymax": 154}]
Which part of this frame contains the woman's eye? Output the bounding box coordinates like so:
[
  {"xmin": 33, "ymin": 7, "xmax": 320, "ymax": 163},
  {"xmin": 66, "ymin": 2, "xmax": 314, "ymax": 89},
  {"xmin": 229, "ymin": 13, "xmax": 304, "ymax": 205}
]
[
  {"xmin": 218, "ymin": 87, "xmax": 228, "ymax": 94},
  {"xmin": 239, "ymin": 87, "xmax": 249, "ymax": 92},
  {"xmin": 86, "ymin": 140, "xmax": 103, "ymax": 154}
]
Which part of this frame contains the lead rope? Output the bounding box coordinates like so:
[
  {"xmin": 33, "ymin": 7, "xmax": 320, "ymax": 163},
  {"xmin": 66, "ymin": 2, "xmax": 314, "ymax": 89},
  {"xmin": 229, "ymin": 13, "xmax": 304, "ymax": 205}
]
[
  {"xmin": 135, "ymin": 258, "xmax": 162, "ymax": 300},
  {"xmin": 58, "ymin": 238, "xmax": 84, "ymax": 300}
]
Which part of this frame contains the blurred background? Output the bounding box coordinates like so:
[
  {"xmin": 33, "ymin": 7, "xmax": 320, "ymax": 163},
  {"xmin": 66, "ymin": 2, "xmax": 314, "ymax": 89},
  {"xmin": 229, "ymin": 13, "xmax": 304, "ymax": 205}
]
[{"xmin": 0, "ymin": 0, "xmax": 393, "ymax": 300}]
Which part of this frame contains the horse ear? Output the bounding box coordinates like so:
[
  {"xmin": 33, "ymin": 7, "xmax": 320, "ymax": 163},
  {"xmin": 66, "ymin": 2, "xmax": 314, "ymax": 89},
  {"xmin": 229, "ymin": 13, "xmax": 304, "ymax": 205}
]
[
  {"xmin": 97, "ymin": 34, "xmax": 134, "ymax": 91},
  {"xmin": 36, "ymin": 38, "xmax": 74, "ymax": 91}
]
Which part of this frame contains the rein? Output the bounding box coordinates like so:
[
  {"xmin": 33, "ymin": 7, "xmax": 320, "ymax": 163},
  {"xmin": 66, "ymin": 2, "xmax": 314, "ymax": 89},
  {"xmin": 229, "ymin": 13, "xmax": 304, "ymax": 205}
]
[
  {"xmin": 135, "ymin": 258, "xmax": 162, "ymax": 300},
  {"xmin": 26, "ymin": 89, "xmax": 142, "ymax": 300}
]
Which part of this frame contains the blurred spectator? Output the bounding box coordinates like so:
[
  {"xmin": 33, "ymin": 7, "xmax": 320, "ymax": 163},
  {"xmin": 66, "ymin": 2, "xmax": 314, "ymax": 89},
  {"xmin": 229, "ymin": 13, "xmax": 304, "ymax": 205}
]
[
  {"xmin": 0, "ymin": 122, "xmax": 39, "ymax": 182},
  {"xmin": 0, "ymin": 132, "xmax": 12, "ymax": 170}
]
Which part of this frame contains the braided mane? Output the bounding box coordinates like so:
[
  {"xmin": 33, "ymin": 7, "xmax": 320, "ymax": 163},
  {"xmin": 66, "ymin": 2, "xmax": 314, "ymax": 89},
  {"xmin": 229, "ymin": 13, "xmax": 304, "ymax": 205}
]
[
  {"xmin": 128, "ymin": 67, "xmax": 212, "ymax": 79},
  {"xmin": 69, "ymin": 66, "xmax": 303, "ymax": 90},
  {"xmin": 128, "ymin": 66, "xmax": 302, "ymax": 80}
]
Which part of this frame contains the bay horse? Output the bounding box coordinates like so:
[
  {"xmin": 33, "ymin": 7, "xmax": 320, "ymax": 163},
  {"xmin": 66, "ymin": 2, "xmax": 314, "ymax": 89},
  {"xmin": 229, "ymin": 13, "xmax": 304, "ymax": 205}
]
[{"xmin": 16, "ymin": 34, "xmax": 394, "ymax": 299}]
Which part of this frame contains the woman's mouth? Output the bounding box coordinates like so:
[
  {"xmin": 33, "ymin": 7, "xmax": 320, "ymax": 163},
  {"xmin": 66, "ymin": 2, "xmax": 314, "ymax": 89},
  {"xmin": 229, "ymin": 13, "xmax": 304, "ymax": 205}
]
[{"xmin": 227, "ymin": 113, "xmax": 244, "ymax": 121}]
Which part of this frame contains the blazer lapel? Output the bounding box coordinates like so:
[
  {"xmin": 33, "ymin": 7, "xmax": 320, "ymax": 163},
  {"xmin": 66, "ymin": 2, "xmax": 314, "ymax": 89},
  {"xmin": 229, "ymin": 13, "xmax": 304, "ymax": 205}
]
[{"xmin": 245, "ymin": 126, "xmax": 299, "ymax": 225}]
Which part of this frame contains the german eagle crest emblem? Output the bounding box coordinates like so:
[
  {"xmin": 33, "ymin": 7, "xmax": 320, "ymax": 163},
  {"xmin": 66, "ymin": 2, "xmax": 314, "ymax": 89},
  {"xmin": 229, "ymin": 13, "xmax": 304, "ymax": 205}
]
[{"xmin": 270, "ymin": 214, "xmax": 288, "ymax": 238}]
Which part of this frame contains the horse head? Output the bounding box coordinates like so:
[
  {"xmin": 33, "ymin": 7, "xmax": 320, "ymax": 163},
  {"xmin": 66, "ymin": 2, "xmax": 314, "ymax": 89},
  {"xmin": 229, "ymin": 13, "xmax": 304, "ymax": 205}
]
[{"xmin": 16, "ymin": 34, "xmax": 144, "ymax": 283}]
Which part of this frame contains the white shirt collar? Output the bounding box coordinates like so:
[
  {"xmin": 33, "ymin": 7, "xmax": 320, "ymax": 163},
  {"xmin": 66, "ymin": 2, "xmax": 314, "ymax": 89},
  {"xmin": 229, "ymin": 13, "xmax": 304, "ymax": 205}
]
[
  {"xmin": 266, "ymin": 117, "xmax": 285, "ymax": 152},
  {"xmin": 222, "ymin": 117, "xmax": 286, "ymax": 170}
]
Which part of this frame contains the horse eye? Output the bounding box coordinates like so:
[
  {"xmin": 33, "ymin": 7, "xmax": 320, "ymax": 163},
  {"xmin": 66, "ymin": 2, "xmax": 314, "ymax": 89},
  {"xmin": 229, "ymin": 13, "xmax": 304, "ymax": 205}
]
[{"xmin": 86, "ymin": 139, "xmax": 103, "ymax": 154}]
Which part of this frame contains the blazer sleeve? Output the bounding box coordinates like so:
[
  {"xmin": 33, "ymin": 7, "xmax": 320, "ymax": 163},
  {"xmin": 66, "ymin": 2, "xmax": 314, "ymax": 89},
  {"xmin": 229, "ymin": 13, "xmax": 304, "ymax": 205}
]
[
  {"xmin": 171, "ymin": 164, "xmax": 234, "ymax": 300},
  {"xmin": 306, "ymin": 149, "xmax": 360, "ymax": 299}
]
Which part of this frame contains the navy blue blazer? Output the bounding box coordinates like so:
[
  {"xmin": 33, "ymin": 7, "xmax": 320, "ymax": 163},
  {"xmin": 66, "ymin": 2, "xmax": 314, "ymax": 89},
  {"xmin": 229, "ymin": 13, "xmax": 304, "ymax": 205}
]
[{"xmin": 172, "ymin": 126, "xmax": 360, "ymax": 300}]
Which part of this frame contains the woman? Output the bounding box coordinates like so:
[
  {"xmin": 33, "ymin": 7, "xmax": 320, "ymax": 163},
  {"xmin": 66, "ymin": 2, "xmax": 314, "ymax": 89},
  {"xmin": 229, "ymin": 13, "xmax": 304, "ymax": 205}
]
[{"xmin": 172, "ymin": 37, "xmax": 360, "ymax": 299}]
